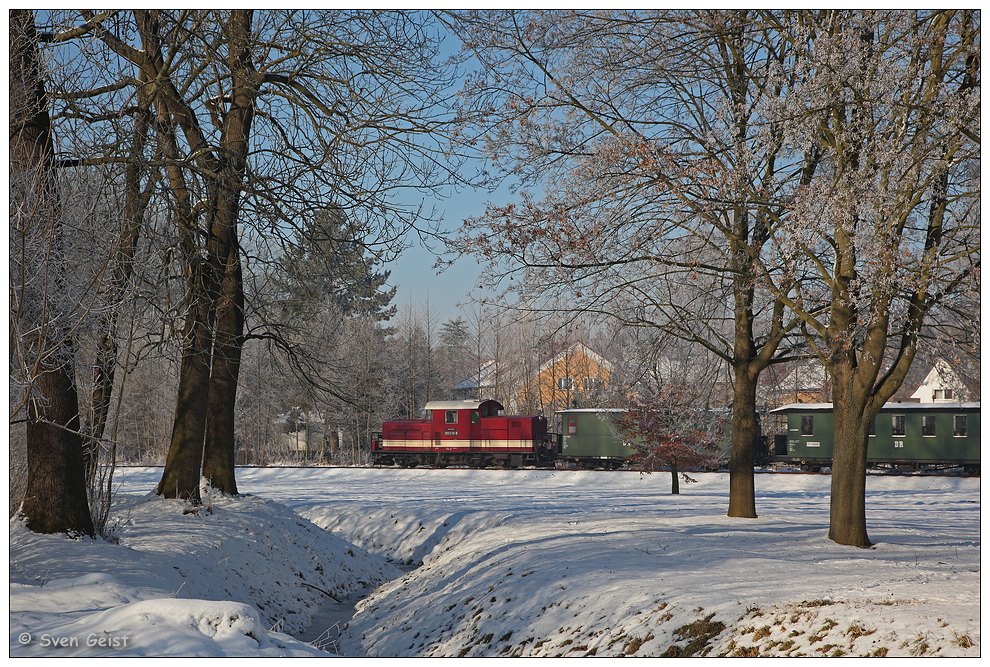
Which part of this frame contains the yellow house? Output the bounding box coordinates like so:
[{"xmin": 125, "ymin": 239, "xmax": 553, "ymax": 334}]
[{"xmin": 515, "ymin": 342, "xmax": 612, "ymax": 415}]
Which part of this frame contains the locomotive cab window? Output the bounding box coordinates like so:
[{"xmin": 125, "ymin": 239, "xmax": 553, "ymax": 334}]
[
  {"xmin": 567, "ymin": 417, "xmax": 577, "ymax": 435},
  {"xmin": 471, "ymin": 411, "xmax": 480, "ymax": 424},
  {"xmin": 800, "ymin": 415, "xmax": 814, "ymax": 436},
  {"xmin": 953, "ymin": 415, "xmax": 968, "ymax": 437},
  {"xmin": 921, "ymin": 415, "xmax": 936, "ymax": 437},
  {"xmin": 892, "ymin": 415, "xmax": 906, "ymax": 437},
  {"xmin": 445, "ymin": 410, "xmax": 458, "ymax": 424}
]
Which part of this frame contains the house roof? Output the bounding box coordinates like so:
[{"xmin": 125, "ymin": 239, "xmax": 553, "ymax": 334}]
[
  {"xmin": 453, "ymin": 360, "xmax": 498, "ymax": 391},
  {"xmin": 537, "ymin": 341, "xmax": 613, "ymax": 375}
]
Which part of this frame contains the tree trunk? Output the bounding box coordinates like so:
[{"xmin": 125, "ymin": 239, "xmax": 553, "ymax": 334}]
[
  {"xmin": 202, "ymin": 237, "xmax": 243, "ymax": 494},
  {"xmin": 828, "ymin": 367, "xmax": 873, "ymax": 548},
  {"xmin": 670, "ymin": 456, "xmax": 680, "ymax": 495},
  {"xmin": 156, "ymin": 288, "xmax": 212, "ymax": 500},
  {"xmin": 199, "ymin": 9, "xmax": 256, "ymax": 495},
  {"xmin": 23, "ymin": 356, "xmax": 95, "ymax": 535},
  {"xmin": 727, "ymin": 365, "xmax": 759, "ymax": 517},
  {"xmin": 10, "ymin": 8, "xmax": 94, "ymax": 536},
  {"xmin": 83, "ymin": 90, "xmax": 152, "ymax": 481}
]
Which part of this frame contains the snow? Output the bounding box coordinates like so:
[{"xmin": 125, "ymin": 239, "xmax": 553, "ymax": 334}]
[{"xmin": 9, "ymin": 466, "xmax": 981, "ymax": 657}]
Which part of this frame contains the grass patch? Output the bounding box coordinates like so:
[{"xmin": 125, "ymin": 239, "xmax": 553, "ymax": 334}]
[
  {"xmin": 622, "ymin": 633, "xmax": 653, "ymax": 655},
  {"xmin": 846, "ymin": 623, "xmax": 875, "ymax": 642},
  {"xmin": 661, "ymin": 613, "xmax": 726, "ymax": 657}
]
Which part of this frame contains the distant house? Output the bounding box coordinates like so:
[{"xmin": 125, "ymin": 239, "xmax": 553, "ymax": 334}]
[
  {"xmin": 760, "ymin": 360, "xmax": 829, "ymax": 409},
  {"xmin": 909, "ymin": 359, "xmax": 971, "ymax": 403},
  {"xmin": 515, "ymin": 342, "xmax": 613, "ymax": 415},
  {"xmin": 453, "ymin": 359, "xmax": 499, "ymax": 400},
  {"xmin": 273, "ymin": 409, "xmax": 331, "ymax": 459}
]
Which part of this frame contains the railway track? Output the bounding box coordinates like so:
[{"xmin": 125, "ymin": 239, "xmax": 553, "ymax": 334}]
[{"xmin": 116, "ymin": 463, "xmax": 978, "ymax": 477}]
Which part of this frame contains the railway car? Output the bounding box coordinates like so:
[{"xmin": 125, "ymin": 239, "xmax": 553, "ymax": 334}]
[
  {"xmin": 771, "ymin": 402, "xmax": 980, "ymax": 472},
  {"xmin": 556, "ymin": 408, "xmax": 637, "ymax": 469},
  {"xmin": 372, "ymin": 399, "xmax": 556, "ymax": 468}
]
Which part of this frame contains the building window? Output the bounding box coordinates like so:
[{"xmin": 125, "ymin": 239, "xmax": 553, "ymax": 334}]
[
  {"xmin": 800, "ymin": 415, "xmax": 813, "ymax": 436},
  {"xmin": 921, "ymin": 415, "xmax": 936, "ymax": 437},
  {"xmin": 445, "ymin": 410, "xmax": 458, "ymax": 424},
  {"xmin": 933, "ymin": 388, "xmax": 954, "ymax": 400},
  {"xmin": 582, "ymin": 377, "xmax": 599, "ymax": 391},
  {"xmin": 567, "ymin": 417, "xmax": 577, "ymax": 435},
  {"xmin": 558, "ymin": 377, "xmax": 574, "ymax": 391},
  {"xmin": 953, "ymin": 415, "xmax": 968, "ymax": 437},
  {"xmin": 892, "ymin": 415, "xmax": 906, "ymax": 437}
]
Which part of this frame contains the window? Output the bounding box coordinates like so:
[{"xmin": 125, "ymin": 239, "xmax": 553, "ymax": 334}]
[
  {"xmin": 953, "ymin": 415, "xmax": 968, "ymax": 437},
  {"xmin": 582, "ymin": 377, "xmax": 599, "ymax": 391},
  {"xmin": 921, "ymin": 415, "xmax": 936, "ymax": 437},
  {"xmin": 445, "ymin": 410, "xmax": 458, "ymax": 424},
  {"xmin": 933, "ymin": 388, "xmax": 954, "ymax": 400},
  {"xmin": 558, "ymin": 377, "xmax": 574, "ymax": 391},
  {"xmin": 567, "ymin": 417, "xmax": 577, "ymax": 435},
  {"xmin": 800, "ymin": 415, "xmax": 814, "ymax": 436},
  {"xmin": 892, "ymin": 415, "xmax": 906, "ymax": 437}
]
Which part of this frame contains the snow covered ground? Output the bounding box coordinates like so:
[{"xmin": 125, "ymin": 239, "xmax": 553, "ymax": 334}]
[{"xmin": 9, "ymin": 466, "xmax": 981, "ymax": 657}]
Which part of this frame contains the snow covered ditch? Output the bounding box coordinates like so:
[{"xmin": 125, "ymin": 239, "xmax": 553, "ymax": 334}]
[
  {"xmin": 9, "ymin": 486, "xmax": 398, "ymax": 657},
  {"xmin": 11, "ymin": 466, "xmax": 981, "ymax": 657}
]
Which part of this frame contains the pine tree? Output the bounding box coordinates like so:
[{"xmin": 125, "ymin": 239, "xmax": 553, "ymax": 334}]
[{"xmin": 280, "ymin": 206, "xmax": 397, "ymax": 322}]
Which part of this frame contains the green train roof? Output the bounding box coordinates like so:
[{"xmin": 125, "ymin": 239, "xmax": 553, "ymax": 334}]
[{"xmin": 770, "ymin": 401, "xmax": 980, "ymax": 413}]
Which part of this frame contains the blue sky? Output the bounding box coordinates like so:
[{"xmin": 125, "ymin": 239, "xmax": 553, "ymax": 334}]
[{"xmin": 387, "ymin": 184, "xmax": 506, "ymax": 322}]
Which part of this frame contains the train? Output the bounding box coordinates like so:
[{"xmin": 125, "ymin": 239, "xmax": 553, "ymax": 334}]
[
  {"xmin": 771, "ymin": 401, "xmax": 981, "ymax": 473},
  {"xmin": 372, "ymin": 399, "xmax": 981, "ymax": 473},
  {"xmin": 371, "ymin": 399, "xmax": 556, "ymax": 468}
]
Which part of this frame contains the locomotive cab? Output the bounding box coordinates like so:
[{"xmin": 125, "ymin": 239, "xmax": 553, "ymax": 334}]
[
  {"xmin": 375, "ymin": 399, "xmax": 555, "ymax": 468},
  {"xmin": 427, "ymin": 399, "xmax": 505, "ymax": 441}
]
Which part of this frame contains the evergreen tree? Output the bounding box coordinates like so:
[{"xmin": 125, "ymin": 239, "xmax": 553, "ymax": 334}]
[{"xmin": 280, "ymin": 205, "xmax": 397, "ymax": 321}]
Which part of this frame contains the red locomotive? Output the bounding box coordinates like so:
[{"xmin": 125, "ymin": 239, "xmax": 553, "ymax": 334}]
[{"xmin": 372, "ymin": 399, "xmax": 557, "ymax": 468}]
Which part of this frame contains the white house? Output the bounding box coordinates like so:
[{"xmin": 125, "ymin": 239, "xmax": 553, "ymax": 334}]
[{"xmin": 910, "ymin": 359, "xmax": 968, "ymax": 403}]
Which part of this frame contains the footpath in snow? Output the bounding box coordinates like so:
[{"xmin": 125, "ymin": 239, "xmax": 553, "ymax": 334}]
[{"xmin": 10, "ymin": 466, "xmax": 981, "ymax": 657}]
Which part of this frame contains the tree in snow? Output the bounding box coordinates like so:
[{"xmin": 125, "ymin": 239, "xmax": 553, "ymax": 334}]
[
  {"xmin": 762, "ymin": 10, "xmax": 980, "ymax": 547},
  {"xmin": 445, "ymin": 10, "xmax": 812, "ymax": 517},
  {"xmin": 37, "ymin": 9, "xmax": 460, "ymax": 496},
  {"xmin": 619, "ymin": 388, "xmax": 727, "ymax": 495},
  {"xmin": 9, "ymin": 9, "xmax": 94, "ymax": 535}
]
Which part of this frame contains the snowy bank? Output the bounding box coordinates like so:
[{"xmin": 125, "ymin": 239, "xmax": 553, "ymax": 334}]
[
  {"xmin": 236, "ymin": 467, "xmax": 980, "ymax": 658},
  {"xmin": 9, "ymin": 490, "xmax": 398, "ymax": 657},
  {"xmin": 28, "ymin": 466, "xmax": 979, "ymax": 658}
]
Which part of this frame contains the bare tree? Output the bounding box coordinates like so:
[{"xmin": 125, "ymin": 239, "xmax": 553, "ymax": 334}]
[
  {"xmin": 9, "ymin": 9, "xmax": 94, "ymax": 535},
  {"xmin": 763, "ymin": 10, "xmax": 980, "ymax": 547},
  {"xmin": 56, "ymin": 10, "xmax": 459, "ymax": 497},
  {"xmin": 620, "ymin": 389, "xmax": 727, "ymax": 495},
  {"xmin": 445, "ymin": 10, "xmax": 811, "ymax": 518}
]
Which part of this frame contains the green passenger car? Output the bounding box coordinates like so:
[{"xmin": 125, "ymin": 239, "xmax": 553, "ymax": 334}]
[
  {"xmin": 771, "ymin": 402, "xmax": 980, "ymax": 471},
  {"xmin": 557, "ymin": 409, "xmax": 638, "ymax": 469}
]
